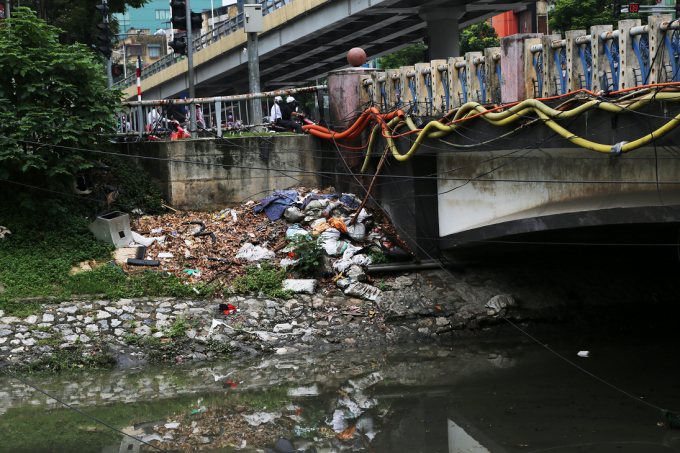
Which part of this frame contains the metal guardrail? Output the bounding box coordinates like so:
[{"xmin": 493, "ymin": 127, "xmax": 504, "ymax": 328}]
[
  {"xmin": 114, "ymin": 0, "xmax": 294, "ymax": 89},
  {"xmin": 116, "ymin": 85, "xmax": 326, "ymax": 138}
]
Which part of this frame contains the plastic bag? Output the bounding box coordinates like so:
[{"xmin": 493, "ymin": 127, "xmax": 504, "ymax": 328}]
[
  {"xmin": 286, "ymin": 224, "xmax": 308, "ymax": 238},
  {"xmin": 305, "ymin": 199, "xmax": 330, "ymax": 212},
  {"xmin": 235, "ymin": 243, "xmax": 275, "ymax": 261},
  {"xmin": 347, "ymin": 223, "xmax": 366, "ymax": 242},
  {"xmin": 283, "ymin": 207, "xmax": 305, "ymax": 223}
]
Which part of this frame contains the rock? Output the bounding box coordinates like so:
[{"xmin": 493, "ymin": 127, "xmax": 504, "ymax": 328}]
[
  {"xmin": 63, "ymin": 334, "xmax": 78, "ymax": 342},
  {"xmin": 114, "ymin": 328, "xmax": 125, "ymax": 337},
  {"xmin": 282, "ymin": 279, "xmax": 317, "ymax": 294},
  {"xmin": 156, "ymin": 313, "xmax": 168, "ymax": 321},
  {"xmin": 344, "ymin": 282, "xmax": 381, "ymax": 301},
  {"xmin": 486, "ymin": 294, "xmax": 517, "ymax": 312},
  {"xmin": 120, "ymin": 314, "xmax": 135, "ymax": 321},
  {"xmin": 96, "ymin": 310, "xmax": 111, "ymax": 319},
  {"xmin": 273, "ymin": 323, "xmax": 293, "ymax": 333},
  {"xmin": 395, "ymin": 275, "xmax": 414, "ymax": 287},
  {"xmin": 134, "ymin": 326, "xmax": 151, "ymax": 336},
  {"xmin": 98, "ymin": 320, "xmax": 109, "ymax": 330},
  {"xmin": 61, "ymin": 306, "xmax": 78, "ymax": 314},
  {"xmin": 42, "ymin": 314, "xmax": 54, "ymax": 323},
  {"xmin": 417, "ymin": 327, "xmax": 431, "ymax": 335},
  {"xmin": 336, "ymin": 278, "xmax": 351, "ymax": 290},
  {"xmin": 25, "ymin": 315, "xmax": 38, "ymax": 325},
  {"xmin": 312, "ymin": 297, "xmax": 324, "ymax": 309},
  {"xmin": 59, "ymin": 343, "xmax": 76, "ymax": 349},
  {"xmin": 346, "ymin": 265, "xmax": 366, "ymax": 282},
  {"xmin": 32, "ymin": 332, "xmax": 52, "ymax": 339},
  {"xmin": 174, "ymin": 303, "xmax": 188, "ymax": 310},
  {"xmin": 105, "ymin": 307, "xmax": 122, "ymax": 315},
  {"xmin": 193, "ymin": 353, "xmax": 208, "ymax": 361},
  {"xmin": 21, "ymin": 338, "xmax": 36, "ymax": 346},
  {"xmin": 121, "ymin": 306, "xmax": 135, "ymax": 313},
  {"xmin": 276, "ymin": 348, "xmax": 288, "ymax": 354},
  {"xmin": 111, "ymin": 319, "xmax": 122, "ymax": 328},
  {"xmin": 85, "ymin": 324, "xmax": 99, "ymax": 333},
  {"xmin": 0, "ymin": 330, "xmax": 13, "ymax": 337},
  {"xmin": 344, "ymin": 338, "xmax": 356, "ymax": 344},
  {"xmin": 186, "ymin": 330, "xmax": 196, "ymax": 339},
  {"xmin": 436, "ymin": 325, "xmax": 453, "ymax": 334},
  {"xmin": 79, "ymin": 334, "xmax": 90, "ymax": 342},
  {"xmin": 436, "ymin": 317, "xmax": 450, "ymax": 326},
  {"xmin": 284, "ymin": 207, "xmax": 305, "ymax": 223}
]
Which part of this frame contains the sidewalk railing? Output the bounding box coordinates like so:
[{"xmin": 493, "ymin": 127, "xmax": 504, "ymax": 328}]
[
  {"xmin": 114, "ymin": 0, "xmax": 294, "ymax": 89},
  {"xmin": 116, "ymin": 85, "xmax": 326, "ymax": 138}
]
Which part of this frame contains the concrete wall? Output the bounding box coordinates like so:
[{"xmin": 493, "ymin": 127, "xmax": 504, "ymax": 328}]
[{"xmin": 118, "ymin": 135, "xmax": 321, "ymax": 210}]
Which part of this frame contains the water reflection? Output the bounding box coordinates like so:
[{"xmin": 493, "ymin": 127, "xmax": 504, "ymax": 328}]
[{"xmin": 2, "ymin": 337, "xmax": 679, "ymax": 453}]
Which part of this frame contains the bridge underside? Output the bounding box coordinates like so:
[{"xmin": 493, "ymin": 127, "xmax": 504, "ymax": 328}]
[
  {"xmin": 327, "ymin": 100, "xmax": 680, "ymax": 259},
  {"xmin": 132, "ymin": 0, "xmax": 531, "ymax": 100}
]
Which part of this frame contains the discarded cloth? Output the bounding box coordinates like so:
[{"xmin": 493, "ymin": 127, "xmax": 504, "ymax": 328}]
[
  {"xmin": 131, "ymin": 231, "xmax": 165, "ymax": 247},
  {"xmin": 312, "ymin": 222, "xmax": 331, "ymax": 235},
  {"xmin": 253, "ymin": 190, "xmax": 298, "ymax": 221},
  {"xmin": 340, "ymin": 194, "xmax": 360, "ymax": 209},
  {"xmin": 328, "ymin": 217, "xmax": 348, "ymax": 233},
  {"xmin": 301, "ymin": 193, "xmax": 339, "ymax": 209}
]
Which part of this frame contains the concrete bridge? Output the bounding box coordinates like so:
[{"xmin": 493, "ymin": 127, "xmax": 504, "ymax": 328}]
[{"xmin": 117, "ymin": 0, "xmax": 532, "ymax": 101}]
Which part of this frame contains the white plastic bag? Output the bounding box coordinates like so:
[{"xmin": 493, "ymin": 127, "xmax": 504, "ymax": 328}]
[{"xmin": 236, "ymin": 243, "xmax": 275, "ymax": 261}]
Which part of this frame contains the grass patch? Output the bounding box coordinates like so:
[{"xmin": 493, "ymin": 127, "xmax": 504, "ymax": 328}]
[
  {"xmin": 368, "ymin": 249, "xmax": 391, "ymax": 264},
  {"xmin": 11, "ymin": 343, "xmax": 115, "ymax": 374},
  {"xmin": 233, "ymin": 264, "xmax": 292, "ymax": 299}
]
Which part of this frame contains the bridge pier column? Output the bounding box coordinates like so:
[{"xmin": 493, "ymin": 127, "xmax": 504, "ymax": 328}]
[{"xmin": 420, "ymin": 8, "xmax": 465, "ymax": 60}]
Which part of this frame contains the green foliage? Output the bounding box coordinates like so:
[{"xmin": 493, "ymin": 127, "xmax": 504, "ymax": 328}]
[
  {"xmin": 379, "ymin": 43, "xmax": 427, "ymax": 69},
  {"xmin": 123, "ymin": 334, "xmax": 144, "ymax": 346},
  {"xmin": 99, "ymin": 155, "xmax": 164, "ymax": 213},
  {"xmin": 14, "ymin": 343, "xmax": 114, "ymax": 374},
  {"xmin": 368, "ymin": 250, "xmax": 391, "ymax": 264},
  {"xmin": 233, "ymin": 264, "xmax": 291, "ymax": 299},
  {"xmin": 459, "ymin": 22, "xmax": 500, "ymax": 55},
  {"xmin": 164, "ymin": 316, "xmax": 193, "ymax": 338},
  {"xmin": 287, "ymin": 234, "xmax": 327, "ymax": 277},
  {"xmin": 549, "ymin": 0, "xmax": 653, "ymax": 33},
  {"xmin": 0, "ymin": 9, "xmax": 122, "ymax": 212}
]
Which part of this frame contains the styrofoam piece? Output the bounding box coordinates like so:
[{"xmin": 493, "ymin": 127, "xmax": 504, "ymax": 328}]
[
  {"xmin": 88, "ymin": 212, "xmax": 131, "ymax": 248},
  {"xmin": 282, "ymin": 279, "xmax": 318, "ymax": 294}
]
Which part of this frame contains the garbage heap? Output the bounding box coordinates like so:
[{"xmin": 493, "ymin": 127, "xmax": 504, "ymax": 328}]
[{"xmin": 120, "ymin": 186, "xmax": 410, "ymax": 298}]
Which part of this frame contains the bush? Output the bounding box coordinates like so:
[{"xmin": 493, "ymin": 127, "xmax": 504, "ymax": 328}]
[{"xmin": 287, "ymin": 234, "xmax": 327, "ymax": 277}]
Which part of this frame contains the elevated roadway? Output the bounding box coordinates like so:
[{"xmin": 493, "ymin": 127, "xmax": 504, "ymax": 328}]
[{"xmin": 119, "ymin": 0, "xmax": 531, "ymax": 101}]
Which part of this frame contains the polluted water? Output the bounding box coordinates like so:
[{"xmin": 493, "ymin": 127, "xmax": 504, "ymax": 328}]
[{"xmin": 1, "ymin": 333, "xmax": 679, "ymax": 453}]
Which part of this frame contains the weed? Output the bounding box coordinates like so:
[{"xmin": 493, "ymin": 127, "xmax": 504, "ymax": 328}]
[
  {"xmin": 233, "ymin": 264, "xmax": 291, "ymax": 299},
  {"xmin": 28, "ymin": 325, "xmax": 51, "ymax": 332},
  {"xmin": 36, "ymin": 336, "xmax": 61, "ymax": 346},
  {"xmin": 286, "ymin": 234, "xmax": 327, "ymax": 277},
  {"xmin": 164, "ymin": 317, "xmax": 193, "ymax": 339},
  {"xmin": 13, "ymin": 343, "xmax": 114, "ymax": 374},
  {"xmin": 369, "ymin": 250, "xmax": 391, "ymax": 264},
  {"xmin": 150, "ymin": 326, "xmax": 160, "ymax": 333},
  {"xmin": 205, "ymin": 340, "xmax": 233, "ymax": 356},
  {"xmin": 379, "ymin": 280, "xmax": 388, "ymax": 291},
  {"xmin": 123, "ymin": 334, "xmax": 144, "ymax": 346},
  {"xmin": 129, "ymin": 320, "xmax": 138, "ymax": 328}
]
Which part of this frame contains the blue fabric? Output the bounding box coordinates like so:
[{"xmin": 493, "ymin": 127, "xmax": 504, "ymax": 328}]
[
  {"xmin": 340, "ymin": 195, "xmax": 360, "ymax": 209},
  {"xmin": 254, "ymin": 190, "xmax": 298, "ymax": 221}
]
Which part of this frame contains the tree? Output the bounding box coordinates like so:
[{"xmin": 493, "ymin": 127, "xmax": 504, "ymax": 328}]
[
  {"xmin": 0, "ymin": 8, "xmax": 122, "ymax": 210},
  {"xmin": 459, "ymin": 22, "xmax": 499, "ymax": 55},
  {"xmin": 379, "ymin": 43, "xmax": 427, "ymax": 70},
  {"xmin": 32, "ymin": 0, "xmax": 148, "ymax": 49},
  {"xmin": 549, "ymin": 0, "xmax": 653, "ymax": 33}
]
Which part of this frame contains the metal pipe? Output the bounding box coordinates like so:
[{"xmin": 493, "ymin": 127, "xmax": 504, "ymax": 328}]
[
  {"xmin": 629, "ymin": 25, "xmax": 649, "ymax": 36},
  {"xmin": 454, "ymin": 61, "xmax": 466, "ymax": 69},
  {"xmin": 391, "ymin": 73, "xmax": 400, "ymax": 81},
  {"xmin": 122, "ymin": 85, "xmax": 327, "ymax": 107},
  {"xmin": 530, "ymin": 44, "xmax": 543, "ymax": 53},
  {"xmin": 362, "ymin": 79, "xmax": 373, "ymax": 86},
  {"xmin": 551, "ymin": 39, "xmax": 566, "ymax": 49},
  {"xmin": 406, "ymin": 70, "xmax": 416, "ymax": 78},
  {"xmin": 377, "ymin": 76, "xmax": 386, "ymax": 83},
  {"xmin": 437, "ymin": 64, "xmax": 449, "ymax": 72},
  {"xmin": 575, "ymin": 35, "xmax": 592, "ymax": 45},
  {"xmin": 492, "ymin": 53, "xmax": 501, "ymax": 61},
  {"xmin": 366, "ymin": 259, "xmax": 461, "ymax": 273},
  {"xmin": 473, "ymin": 56, "xmax": 485, "ymax": 65},
  {"xmin": 599, "ymin": 30, "xmax": 620, "ymax": 41},
  {"xmin": 421, "ymin": 67, "xmax": 432, "ymax": 75},
  {"xmin": 660, "ymin": 20, "xmax": 680, "ymax": 31}
]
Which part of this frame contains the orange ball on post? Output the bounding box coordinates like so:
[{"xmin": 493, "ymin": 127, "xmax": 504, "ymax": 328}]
[{"xmin": 347, "ymin": 47, "xmax": 367, "ymax": 67}]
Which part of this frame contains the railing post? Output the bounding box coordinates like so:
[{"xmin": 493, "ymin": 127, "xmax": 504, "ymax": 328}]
[
  {"xmin": 359, "ymin": 74, "xmax": 375, "ymax": 107},
  {"xmin": 373, "ymin": 72, "xmax": 387, "ymax": 112},
  {"xmin": 648, "ymin": 15, "xmax": 672, "ymax": 85},
  {"xmin": 449, "ymin": 57, "xmax": 467, "ymax": 106},
  {"xmin": 566, "ymin": 30, "xmax": 587, "ymax": 92},
  {"xmin": 525, "ymin": 37, "xmax": 543, "ymax": 99},
  {"xmin": 216, "ymin": 100, "xmax": 222, "ymax": 137},
  {"xmin": 618, "ymin": 19, "xmax": 641, "ymax": 90},
  {"xmin": 484, "ymin": 47, "xmax": 501, "ymax": 104},
  {"xmin": 591, "ymin": 24, "xmax": 613, "ymax": 93},
  {"xmin": 541, "ymin": 34, "xmax": 563, "ymax": 97},
  {"xmin": 432, "ymin": 60, "xmax": 449, "ymax": 114},
  {"xmin": 415, "ymin": 62, "xmax": 432, "ymax": 116},
  {"xmin": 137, "ymin": 105, "xmax": 143, "ymax": 138},
  {"xmin": 385, "ymin": 68, "xmax": 401, "ymax": 111},
  {"xmin": 465, "ymin": 51, "xmax": 483, "ymax": 103},
  {"xmin": 400, "ymin": 66, "xmax": 416, "ymax": 113}
]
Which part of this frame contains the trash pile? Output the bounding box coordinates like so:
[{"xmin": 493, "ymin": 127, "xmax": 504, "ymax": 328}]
[{"xmin": 116, "ymin": 186, "xmax": 412, "ymax": 296}]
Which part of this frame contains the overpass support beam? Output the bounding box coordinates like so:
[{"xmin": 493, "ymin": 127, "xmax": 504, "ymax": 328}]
[{"xmin": 419, "ymin": 8, "xmax": 465, "ymax": 60}]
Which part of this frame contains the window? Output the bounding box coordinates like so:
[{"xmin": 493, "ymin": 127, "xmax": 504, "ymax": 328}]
[
  {"xmin": 126, "ymin": 44, "xmax": 142, "ymax": 56},
  {"xmin": 149, "ymin": 46, "xmax": 160, "ymax": 58},
  {"xmin": 155, "ymin": 9, "xmax": 170, "ymax": 20}
]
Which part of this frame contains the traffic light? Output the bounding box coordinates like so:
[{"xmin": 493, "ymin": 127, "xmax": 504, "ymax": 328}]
[
  {"xmin": 112, "ymin": 64, "xmax": 124, "ymax": 77},
  {"xmin": 170, "ymin": 0, "xmax": 186, "ymax": 30},
  {"xmin": 96, "ymin": 22, "xmax": 112, "ymax": 58},
  {"xmin": 190, "ymin": 11, "xmax": 203, "ymax": 31},
  {"xmin": 613, "ymin": 0, "xmax": 621, "ymax": 18},
  {"xmin": 676, "ymin": 0, "xmax": 680, "ymax": 19},
  {"xmin": 169, "ymin": 33, "xmax": 187, "ymax": 55}
]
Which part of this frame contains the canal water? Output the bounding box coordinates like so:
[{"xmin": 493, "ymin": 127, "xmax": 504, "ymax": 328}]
[{"xmin": 1, "ymin": 331, "xmax": 679, "ymax": 453}]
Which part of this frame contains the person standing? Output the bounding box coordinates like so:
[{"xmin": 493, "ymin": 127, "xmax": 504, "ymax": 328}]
[{"xmin": 270, "ymin": 96, "xmax": 283, "ymax": 126}]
